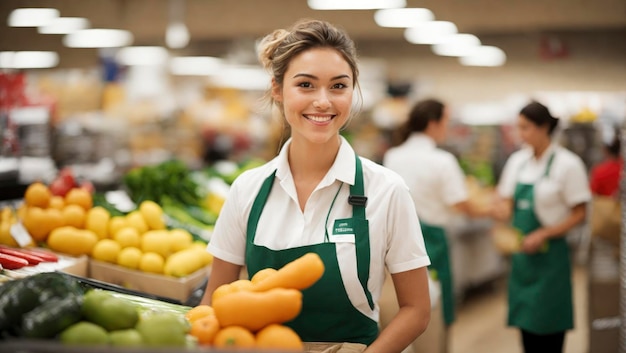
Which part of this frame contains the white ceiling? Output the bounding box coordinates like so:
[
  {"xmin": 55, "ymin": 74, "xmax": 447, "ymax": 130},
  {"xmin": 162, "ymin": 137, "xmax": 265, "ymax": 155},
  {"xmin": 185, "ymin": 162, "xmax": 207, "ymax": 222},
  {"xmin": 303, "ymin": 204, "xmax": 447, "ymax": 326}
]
[{"xmin": 1, "ymin": 0, "xmax": 625, "ymax": 68}]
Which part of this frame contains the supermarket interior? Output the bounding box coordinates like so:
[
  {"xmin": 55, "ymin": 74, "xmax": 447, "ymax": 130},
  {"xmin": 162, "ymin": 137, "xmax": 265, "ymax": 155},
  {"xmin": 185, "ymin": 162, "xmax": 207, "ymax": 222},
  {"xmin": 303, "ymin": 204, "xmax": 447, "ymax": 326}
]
[{"xmin": 0, "ymin": 1, "xmax": 625, "ymax": 352}]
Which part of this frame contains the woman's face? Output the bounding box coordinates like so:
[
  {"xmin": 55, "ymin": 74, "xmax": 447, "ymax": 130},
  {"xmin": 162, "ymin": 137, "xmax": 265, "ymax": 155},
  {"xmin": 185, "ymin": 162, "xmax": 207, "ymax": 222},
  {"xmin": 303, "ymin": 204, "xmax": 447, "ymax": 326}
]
[
  {"xmin": 272, "ymin": 47, "xmax": 354, "ymax": 146},
  {"xmin": 517, "ymin": 114, "xmax": 549, "ymax": 148},
  {"xmin": 432, "ymin": 106, "xmax": 450, "ymax": 143}
]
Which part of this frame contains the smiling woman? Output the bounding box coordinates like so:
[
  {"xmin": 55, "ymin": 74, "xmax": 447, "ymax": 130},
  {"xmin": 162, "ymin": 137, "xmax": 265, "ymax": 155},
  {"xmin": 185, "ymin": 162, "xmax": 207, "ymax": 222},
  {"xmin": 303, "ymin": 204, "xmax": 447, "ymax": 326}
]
[{"xmin": 200, "ymin": 18, "xmax": 432, "ymax": 353}]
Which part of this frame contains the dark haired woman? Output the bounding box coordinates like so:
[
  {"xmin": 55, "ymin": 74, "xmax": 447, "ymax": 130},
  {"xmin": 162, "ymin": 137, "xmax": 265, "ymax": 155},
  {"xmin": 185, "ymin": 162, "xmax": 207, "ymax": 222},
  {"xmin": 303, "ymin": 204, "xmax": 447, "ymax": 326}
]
[
  {"xmin": 383, "ymin": 98, "xmax": 488, "ymax": 352},
  {"xmin": 493, "ymin": 101, "xmax": 591, "ymax": 352}
]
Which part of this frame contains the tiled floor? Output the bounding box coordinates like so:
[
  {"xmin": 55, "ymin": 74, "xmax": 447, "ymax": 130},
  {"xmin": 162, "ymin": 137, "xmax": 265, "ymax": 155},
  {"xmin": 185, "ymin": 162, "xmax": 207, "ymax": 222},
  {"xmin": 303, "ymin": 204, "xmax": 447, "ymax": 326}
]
[{"xmin": 449, "ymin": 264, "xmax": 589, "ymax": 353}]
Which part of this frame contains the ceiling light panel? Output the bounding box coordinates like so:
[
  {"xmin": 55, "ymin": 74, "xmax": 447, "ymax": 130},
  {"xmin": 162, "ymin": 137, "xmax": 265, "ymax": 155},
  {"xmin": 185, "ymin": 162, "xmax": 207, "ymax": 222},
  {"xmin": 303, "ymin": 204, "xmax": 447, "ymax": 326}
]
[
  {"xmin": 63, "ymin": 29, "xmax": 134, "ymax": 48},
  {"xmin": 374, "ymin": 8, "xmax": 434, "ymax": 28},
  {"xmin": 38, "ymin": 17, "xmax": 90, "ymax": 34},
  {"xmin": 8, "ymin": 8, "xmax": 59, "ymax": 27},
  {"xmin": 432, "ymin": 34, "xmax": 482, "ymax": 57},
  {"xmin": 308, "ymin": 0, "xmax": 406, "ymax": 10},
  {"xmin": 460, "ymin": 46, "xmax": 507, "ymax": 67},
  {"xmin": 404, "ymin": 21, "xmax": 458, "ymax": 45},
  {"xmin": 0, "ymin": 51, "xmax": 59, "ymax": 69}
]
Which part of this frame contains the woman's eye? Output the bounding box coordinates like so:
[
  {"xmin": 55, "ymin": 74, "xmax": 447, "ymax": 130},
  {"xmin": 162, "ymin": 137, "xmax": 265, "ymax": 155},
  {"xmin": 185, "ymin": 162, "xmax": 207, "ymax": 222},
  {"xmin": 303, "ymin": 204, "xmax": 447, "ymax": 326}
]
[
  {"xmin": 298, "ymin": 82, "xmax": 312, "ymax": 88},
  {"xmin": 332, "ymin": 83, "xmax": 348, "ymax": 89}
]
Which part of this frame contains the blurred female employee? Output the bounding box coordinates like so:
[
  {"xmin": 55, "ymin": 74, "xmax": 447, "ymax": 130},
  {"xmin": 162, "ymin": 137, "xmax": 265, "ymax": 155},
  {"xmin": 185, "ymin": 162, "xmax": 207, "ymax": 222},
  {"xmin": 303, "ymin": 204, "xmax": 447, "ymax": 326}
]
[
  {"xmin": 493, "ymin": 101, "xmax": 591, "ymax": 353},
  {"xmin": 201, "ymin": 19, "xmax": 431, "ymax": 353},
  {"xmin": 383, "ymin": 99, "xmax": 486, "ymax": 342}
]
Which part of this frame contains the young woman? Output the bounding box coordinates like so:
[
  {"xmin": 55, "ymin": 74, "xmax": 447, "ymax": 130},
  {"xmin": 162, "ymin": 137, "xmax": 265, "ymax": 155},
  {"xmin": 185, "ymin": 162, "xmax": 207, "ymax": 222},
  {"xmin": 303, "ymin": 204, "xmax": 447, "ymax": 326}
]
[
  {"xmin": 201, "ymin": 19, "xmax": 431, "ymax": 353},
  {"xmin": 493, "ymin": 101, "xmax": 591, "ymax": 353},
  {"xmin": 382, "ymin": 98, "xmax": 488, "ymax": 352}
]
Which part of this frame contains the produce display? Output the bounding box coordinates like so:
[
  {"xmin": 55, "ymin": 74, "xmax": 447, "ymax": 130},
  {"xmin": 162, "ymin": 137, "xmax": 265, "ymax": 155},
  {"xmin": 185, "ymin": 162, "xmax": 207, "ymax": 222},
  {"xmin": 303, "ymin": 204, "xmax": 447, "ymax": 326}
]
[
  {"xmin": 0, "ymin": 271, "xmax": 193, "ymax": 347},
  {"xmin": 0, "ymin": 172, "xmax": 213, "ymax": 278},
  {"xmin": 0, "ymin": 252, "xmax": 324, "ymax": 350}
]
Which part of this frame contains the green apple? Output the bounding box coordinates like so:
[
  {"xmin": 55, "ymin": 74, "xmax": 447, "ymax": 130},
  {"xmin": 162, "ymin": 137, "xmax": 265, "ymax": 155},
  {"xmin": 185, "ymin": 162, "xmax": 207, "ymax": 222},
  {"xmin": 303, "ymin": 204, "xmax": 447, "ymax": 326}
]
[
  {"xmin": 109, "ymin": 328, "xmax": 144, "ymax": 347},
  {"xmin": 136, "ymin": 312, "xmax": 189, "ymax": 347},
  {"xmin": 82, "ymin": 290, "xmax": 139, "ymax": 331},
  {"xmin": 60, "ymin": 321, "xmax": 109, "ymax": 345}
]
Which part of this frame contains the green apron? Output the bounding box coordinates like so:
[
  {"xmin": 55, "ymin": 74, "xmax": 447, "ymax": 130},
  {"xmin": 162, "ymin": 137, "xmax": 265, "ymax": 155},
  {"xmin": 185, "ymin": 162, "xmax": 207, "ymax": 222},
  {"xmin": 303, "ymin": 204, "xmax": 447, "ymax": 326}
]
[
  {"xmin": 245, "ymin": 154, "xmax": 378, "ymax": 345},
  {"xmin": 508, "ymin": 153, "xmax": 573, "ymax": 334},
  {"xmin": 420, "ymin": 222, "xmax": 454, "ymax": 325}
]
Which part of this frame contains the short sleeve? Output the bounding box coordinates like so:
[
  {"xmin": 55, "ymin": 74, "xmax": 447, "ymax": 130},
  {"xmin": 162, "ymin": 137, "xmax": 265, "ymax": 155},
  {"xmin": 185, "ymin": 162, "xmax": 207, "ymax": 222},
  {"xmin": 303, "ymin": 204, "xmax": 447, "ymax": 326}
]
[
  {"xmin": 206, "ymin": 177, "xmax": 248, "ymax": 266},
  {"xmin": 384, "ymin": 181, "xmax": 431, "ymax": 274}
]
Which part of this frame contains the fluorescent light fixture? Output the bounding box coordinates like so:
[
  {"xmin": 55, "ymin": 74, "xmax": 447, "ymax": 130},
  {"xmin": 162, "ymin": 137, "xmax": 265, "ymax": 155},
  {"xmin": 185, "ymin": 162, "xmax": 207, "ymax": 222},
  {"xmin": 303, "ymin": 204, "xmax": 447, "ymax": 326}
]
[
  {"xmin": 63, "ymin": 29, "xmax": 133, "ymax": 48},
  {"xmin": 116, "ymin": 46, "xmax": 169, "ymax": 66},
  {"xmin": 166, "ymin": 22, "xmax": 190, "ymax": 49},
  {"xmin": 374, "ymin": 8, "xmax": 434, "ymax": 28},
  {"xmin": 0, "ymin": 51, "xmax": 59, "ymax": 69},
  {"xmin": 209, "ymin": 65, "xmax": 270, "ymax": 90},
  {"xmin": 432, "ymin": 34, "xmax": 481, "ymax": 57},
  {"xmin": 460, "ymin": 46, "xmax": 507, "ymax": 67},
  {"xmin": 8, "ymin": 8, "xmax": 59, "ymax": 27},
  {"xmin": 308, "ymin": 0, "xmax": 406, "ymax": 10},
  {"xmin": 404, "ymin": 21, "xmax": 457, "ymax": 45},
  {"xmin": 38, "ymin": 17, "xmax": 90, "ymax": 34},
  {"xmin": 170, "ymin": 56, "xmax": 223, "ymax": 75}
]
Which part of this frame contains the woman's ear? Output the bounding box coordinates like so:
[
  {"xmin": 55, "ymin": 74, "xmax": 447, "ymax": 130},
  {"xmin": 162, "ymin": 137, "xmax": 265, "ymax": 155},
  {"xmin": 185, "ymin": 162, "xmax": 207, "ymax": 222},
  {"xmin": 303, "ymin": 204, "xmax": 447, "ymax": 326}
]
[{"xmin": 271, "ymin": 78, "xmax": 282, "ymax": 103}]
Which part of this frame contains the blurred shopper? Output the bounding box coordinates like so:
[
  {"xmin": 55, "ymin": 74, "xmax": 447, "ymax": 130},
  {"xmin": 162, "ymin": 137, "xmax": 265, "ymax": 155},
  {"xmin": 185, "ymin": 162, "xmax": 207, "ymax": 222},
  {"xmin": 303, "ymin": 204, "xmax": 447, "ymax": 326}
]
[
  {"xmin": 382, "ymin": 98, "xmax": 490, "ymax": 352},
  {"xmin": 590, "ymin": 127, "xmax": 621, "ymax": 197},
  {"xmin": 588, "ymin": 127, "xmax": 621, "ymax": 246},
  {"xmin": 493, "ymin": 101, "xmax": 591, "ymax": 353},
  {"xmin": 201, "ymin": 19, "xmax": 431, "ymax": 353}
]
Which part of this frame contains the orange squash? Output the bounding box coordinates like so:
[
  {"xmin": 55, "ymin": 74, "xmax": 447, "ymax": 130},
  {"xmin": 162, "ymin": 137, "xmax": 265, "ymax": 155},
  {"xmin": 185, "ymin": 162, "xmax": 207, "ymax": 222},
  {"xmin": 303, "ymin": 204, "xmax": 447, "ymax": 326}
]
[
  {"xmin": 213, "ymin": 288, "xmax": 302, "ymax": 332},
  {"xmin": 252, "ymin": 252, "xmax": 324, "ymax": 292},
  {"xmin": 213, "ymin": 326, "xmax": 256, "ymax": 348},
  {"xmin": 256, "ymin": 324, "xmax": 304, "ymax": 351}
]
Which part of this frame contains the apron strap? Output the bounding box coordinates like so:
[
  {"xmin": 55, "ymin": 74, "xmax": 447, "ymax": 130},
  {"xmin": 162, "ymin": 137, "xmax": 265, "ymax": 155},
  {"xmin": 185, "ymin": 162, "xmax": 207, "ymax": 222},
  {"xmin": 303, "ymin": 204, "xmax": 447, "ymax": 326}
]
[
  {"xmin": 543, "ymin": 152, "xmax": 555, "ymax": 177},
  {"xmin": 351, "ymin": 154, "xmax": 374, "ymax": 310},
  {"xmin": 246, "ymin": 170, "xmax": 277, "ymax": 243}
]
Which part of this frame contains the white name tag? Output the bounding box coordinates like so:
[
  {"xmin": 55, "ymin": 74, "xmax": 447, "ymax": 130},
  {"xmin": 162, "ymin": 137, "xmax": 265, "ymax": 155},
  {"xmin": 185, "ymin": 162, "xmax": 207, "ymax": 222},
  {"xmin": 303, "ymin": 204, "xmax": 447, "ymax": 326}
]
[{"xmin": 329, "ymin": 233, "xmax": 355, "ymax": 243}]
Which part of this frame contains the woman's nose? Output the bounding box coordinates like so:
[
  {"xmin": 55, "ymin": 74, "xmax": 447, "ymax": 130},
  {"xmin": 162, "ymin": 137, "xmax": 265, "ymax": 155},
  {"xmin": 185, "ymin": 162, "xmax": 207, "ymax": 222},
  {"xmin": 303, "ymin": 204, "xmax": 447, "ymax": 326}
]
[{"xmin": 313, "ymin": 90, "xmax": 331, "ymax": 110}]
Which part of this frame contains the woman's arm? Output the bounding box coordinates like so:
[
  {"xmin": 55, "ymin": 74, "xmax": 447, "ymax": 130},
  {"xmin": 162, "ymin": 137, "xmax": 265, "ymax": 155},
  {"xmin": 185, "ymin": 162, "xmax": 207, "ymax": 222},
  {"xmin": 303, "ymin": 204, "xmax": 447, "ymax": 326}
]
[
  {"xmin": 490, "ymin": 196, "xmax": 513, "ymax": 222},
  {"xmin": 366, "ymin": 267, "xmax": 430, "ymax": 353},
  {"xmin": 522, "ymin": 202, "xmax": 587, "ymax": 253},
  {"xmin": 200, "ymin": 257, "xmax": 242, "ymax": 305}
]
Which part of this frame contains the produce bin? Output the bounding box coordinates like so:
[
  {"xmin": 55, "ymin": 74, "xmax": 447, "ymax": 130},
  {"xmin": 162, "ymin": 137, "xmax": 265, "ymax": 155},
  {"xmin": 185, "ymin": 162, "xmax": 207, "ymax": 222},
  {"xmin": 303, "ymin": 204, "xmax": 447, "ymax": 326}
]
[{"xmin": 88, "ymin": 260, "xmax": 209, "ymax": 303}]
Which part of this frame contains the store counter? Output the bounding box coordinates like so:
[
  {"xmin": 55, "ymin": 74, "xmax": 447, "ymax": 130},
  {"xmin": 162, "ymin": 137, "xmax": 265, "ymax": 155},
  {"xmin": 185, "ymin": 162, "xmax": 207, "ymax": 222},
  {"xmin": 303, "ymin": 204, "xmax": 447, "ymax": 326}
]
[{"xmin": 446, "ymin": 217, "xmax": 506, "ymax": 300}]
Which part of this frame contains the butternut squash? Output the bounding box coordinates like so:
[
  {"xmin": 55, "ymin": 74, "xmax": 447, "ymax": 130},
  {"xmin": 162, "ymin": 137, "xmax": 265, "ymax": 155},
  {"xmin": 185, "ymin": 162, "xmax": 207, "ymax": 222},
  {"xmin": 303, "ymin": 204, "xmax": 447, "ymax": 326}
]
[
  {"xmin": 252, "ymin": 252, "xmax": 324, "ymax": 292},
  {"xmin": 213, "ymin": 288, "xmax": 302, "ymax": 332}
]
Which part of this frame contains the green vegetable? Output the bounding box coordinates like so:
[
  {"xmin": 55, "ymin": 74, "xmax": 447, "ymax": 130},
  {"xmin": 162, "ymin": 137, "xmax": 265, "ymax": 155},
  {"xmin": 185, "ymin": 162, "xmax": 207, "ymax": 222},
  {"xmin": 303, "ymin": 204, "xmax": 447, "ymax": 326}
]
[
  {"xmin": 20, "ymin": 294, "xmax": 84, "ymax": 339},
  {"xmin": 123, "ymin": 159, "xmax": 204, "ymax": 207},
  {"xmin": 93, "ymin": 192, "xmax": 127, "ymax": 217},
  {"xmin": 0, "ymin": 272, "xmax": 84, "ymax": 333}
]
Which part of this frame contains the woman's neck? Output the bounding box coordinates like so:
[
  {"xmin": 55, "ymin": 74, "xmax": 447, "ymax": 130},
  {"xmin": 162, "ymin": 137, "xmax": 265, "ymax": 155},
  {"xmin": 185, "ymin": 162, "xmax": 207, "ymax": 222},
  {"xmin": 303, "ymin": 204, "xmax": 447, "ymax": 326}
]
[
  {"xmin": 288, "ymin": 136, "xmax": 340, "ymax": 181},
  {"xmin": 533, "ymin": 139, "xmax": 551, "ymax": 159}
]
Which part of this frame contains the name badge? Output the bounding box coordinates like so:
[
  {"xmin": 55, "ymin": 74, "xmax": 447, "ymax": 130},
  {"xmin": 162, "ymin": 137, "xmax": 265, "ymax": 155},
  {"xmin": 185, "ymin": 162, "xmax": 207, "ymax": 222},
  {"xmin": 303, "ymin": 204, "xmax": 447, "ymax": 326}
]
[
  {"xmin": 517, "ymin": 199, "xmax": 531, "ymax": 210},
  {"xmin": 330, "ymin": 218, "xmax": 355, "ymax": 243}
]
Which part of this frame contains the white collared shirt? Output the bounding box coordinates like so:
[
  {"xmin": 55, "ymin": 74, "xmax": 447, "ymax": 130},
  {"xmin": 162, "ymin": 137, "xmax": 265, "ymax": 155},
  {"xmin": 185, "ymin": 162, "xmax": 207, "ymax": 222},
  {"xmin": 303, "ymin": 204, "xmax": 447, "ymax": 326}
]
[
  {"xmin": 208, "ymin": 136, "xmax": 430, "ymax": 319},
  {"xmin": 497, "ymin": 143, "xmax": 591, "ymax": 226},
  {"xmin": 382, "ymin": 133, "xmax": 469, "ymax": 226}
]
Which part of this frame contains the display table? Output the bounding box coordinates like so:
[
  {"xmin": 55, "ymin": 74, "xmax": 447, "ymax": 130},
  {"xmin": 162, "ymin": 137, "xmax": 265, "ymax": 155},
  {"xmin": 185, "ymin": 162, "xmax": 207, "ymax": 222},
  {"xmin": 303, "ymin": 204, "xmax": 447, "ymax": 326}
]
[{"xmin": 446, "ymin": 217, "xmax": 506, "ymax": 300}]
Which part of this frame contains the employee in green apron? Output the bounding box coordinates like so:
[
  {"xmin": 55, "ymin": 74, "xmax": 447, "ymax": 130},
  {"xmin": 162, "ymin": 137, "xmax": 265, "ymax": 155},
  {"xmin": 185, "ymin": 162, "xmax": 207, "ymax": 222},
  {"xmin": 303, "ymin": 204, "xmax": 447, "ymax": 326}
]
[
  {"xmin": 383, "ymin": 99, "xmax": 491, "ymax": 352},
  {"xmin": 493, "ymin": 101, "xmax": 591, "ymax": 353},
  {"xmin": 201, "ymin": 19, "xmax": 432, "ymax": 353}
]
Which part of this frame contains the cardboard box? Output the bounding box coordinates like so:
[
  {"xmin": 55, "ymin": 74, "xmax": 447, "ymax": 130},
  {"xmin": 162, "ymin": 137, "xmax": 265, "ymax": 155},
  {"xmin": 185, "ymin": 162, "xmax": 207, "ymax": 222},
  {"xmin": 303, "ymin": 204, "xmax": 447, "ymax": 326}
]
[{"xmin": 88, "ymin": 260, "xmax": 209, "ymax": 303}]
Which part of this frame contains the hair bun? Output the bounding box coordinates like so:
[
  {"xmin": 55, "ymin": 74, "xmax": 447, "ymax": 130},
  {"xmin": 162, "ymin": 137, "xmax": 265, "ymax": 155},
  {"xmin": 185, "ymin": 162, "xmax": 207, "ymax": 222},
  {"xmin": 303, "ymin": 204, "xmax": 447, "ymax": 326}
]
[{"xmin": 257, "ymin": 29, "xmax": 290, "ymax": 72}]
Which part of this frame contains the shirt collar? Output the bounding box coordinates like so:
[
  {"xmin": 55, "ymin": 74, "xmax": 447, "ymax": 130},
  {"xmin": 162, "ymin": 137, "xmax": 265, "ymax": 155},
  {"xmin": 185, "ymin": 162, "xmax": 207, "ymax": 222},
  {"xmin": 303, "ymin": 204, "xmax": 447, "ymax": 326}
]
[
  {"xmin": 275, "ymin": 136, "xmax": 356, "ymax": 186},
  {"xmin": 524, "ymin": 142, "xmax": 557, "ymax": 164},
  {"xmin": 407, "ymin": 133, "xmax": 436, "ymax": 149}
]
